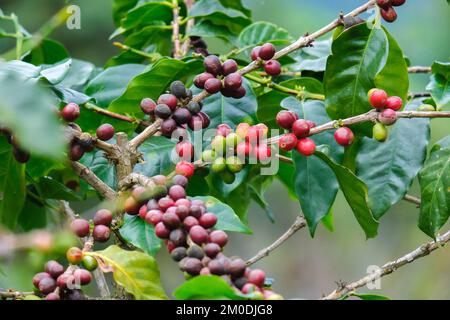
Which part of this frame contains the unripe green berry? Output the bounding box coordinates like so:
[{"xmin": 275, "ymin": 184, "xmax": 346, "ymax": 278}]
[
  {"xmin": 225, "ymin": 133, "xmax": 241, "ymax": 149},
  {"xmin": 373, "ymin": 123, "xmax": 388, "ymax": 142},
  {"xmin": 226, "ymin": 156, "xmax": 244, "ymax": 173},
  {"xmin": 82, "ymin": 255, "xmax": 99, "ymax": 271},
  {"xmin": 211, "ymin": 136, "xmax": 226, "ymax": 153},
  {"xmin": 418, "ymin": 104, "xmax": 435, "ymax": 112},
  {"xmin": 211, "ymin": 157, "xmax": 226, "ymax": 173},
  {"xmin": 202, "ymin": 149, "xmax": 216, "ymax": 163}
]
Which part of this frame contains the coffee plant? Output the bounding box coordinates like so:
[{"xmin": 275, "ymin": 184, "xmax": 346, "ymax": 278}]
[{"xmin": 0, "ymin": 0, "xmax": 449, "ymax": 301}]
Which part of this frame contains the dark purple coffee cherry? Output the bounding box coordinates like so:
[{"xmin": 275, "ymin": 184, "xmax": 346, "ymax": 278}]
[
  {"xmin": 251, "ymin": 46, "xmax": 261, "ymax": 61},
  {"xmin": 69, "ymin": 143, "xmax": 85, "ymax": 161},
  {"xmin": 93, "ymin": 225, "xmax": 110, "ymax": 243},
  {"xmin": 264, "ymin": 60, "xmax": 281, "ymax": 76},
  {"xmin": 231, "ymin": 86, "xmax": 246, "ymax": 99},
  {"xmin": 140, "ymin": 98, "xmax": 157, "ymax": 115},
  {"xmin": 234, "ymin": 277, "xmax": 248, "ymax": 290},
  {"xmin": 13, "ymin": 147, "xmax": 30, "ymax": 163},
  {"xmin": 155, "ymin": 104, "xmax": 172, "ymax": 119},
  {"xmin": 65, "ymin": 289, "xmax": 86, "ymax": 300},
  {"xmin": 228, "ymin": 258, "xmax": 246, "ymax": 278},
  {"xmin": 38, "ymin": 277, "xmax": 56, "ymax": 294},
  {"xmin": 189, "ymin": 205, "xmax": 203, "ymax": 219},
  {"xmin": 187, "ymin": 101, "xmax": 202, "ymax": 114},
  {"xmin": 169, "ymin": 229, "xmax": 186, "ymax": 247},
  {"xmin": 204, "ymin": 55, "xmax": 223, "ymax": 76},
  {"xmin": 189, "ymin": 225, "xmax": 209, "ymax": 245},
  {"xmin": 194, "ymin": 72, "xmax": 215, "ymax": 89},
  {"xmin": 184, "ymin": 258, "xmax": 203, "ymax": 276},
  {"xmin": 45, "ymin": 293, "xmax": 60, "ymax": 300},
  {"xmin": 259, "ymin": 43, "xmax": 276, "ymax": 60},
  {"xmin": 170, "ymin": 81, "xmax": 187, "ymax": 99},
  {"xmin": 155, "ymin": 222, "xmax": 170, "ymax": 239},
  {"xmin": 33, "ymin": 272, "xmax": 51, "ymax": 289},
  {"xmin": 204, "ymin": 243, "xmax": 221, "ymax": 258},
  {"xmin": 93, "ymin": 209, "xmax": 113, "ymax": 226},
  {"xmin": 224, "ymin": 73, "xmax": 243, "ymax": 90},
  {"xmin": 172, "ymin": 108, "xmax": 192, "ymax": 125},
  {"xmin": 161, "ymin": 119, "xmax": 178, "ymax": 138},
  {"xmin": 162, "ymin": 212, "xmax": 181, "ymax": 229},
  {"xmin": 172, "ymin": 174, "xmax": 189, "ymax": 188},
  {"xmin": 222, "ymin": 59, "xmax": 238, "ymax": 75},
  {"xmin": 61, "ymin": 103, "xmax": 80, "ymax": 122},
  {"xmin": 158, "ymin": 94, "xmax": 178, "ymax": 111},
  {"xmin": 204, "ymin": 78, "xmax": 222, "ymax": 94},
  {"xmin": 208, "ymin": 259, "xmax": 226, "ymax": 275},
  {"xmin": 171, "ymin": 247, "xmax": 187, "ymax": 262},
  {"xmin": 209, "ymin": 230, "xmax": 228, "ymax": 247},
  {"xmin": 187, "ymin": 245, "xmax": 205, "ymax": 260},
  {"xmin": 70, "ymin": 219, "xmax": 90, "ymax": 238}
]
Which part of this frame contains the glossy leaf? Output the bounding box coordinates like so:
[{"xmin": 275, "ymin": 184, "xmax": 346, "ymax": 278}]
[
  {"xmin": 187, "ymin": 20, "xmax": 236, "ymax": 43},
  {"xmin": 174, "ymin": 275, "xmax": 245, "ymax": 300},
  {"xmin": 291, "ymin": 38, "xmax": 332, "ymax": 72},
  {"xmin": 23, "ymin": 39, "xmax": 69, "ymax": 65},
  {"xmin": 113, "ymin": 0, "xmax": 139, "ymax": 25},
  {"xmin": 79, "ymin": 150, "xmax": 116, "ymax": 192},
  {"xmin": 18, "ymin": 196, "xmax": 47, "ymax": 231},
  {"xmin": 237, "ymin": 21, "xmax": 292, "ymax": 48},
  {"xmin": 134, "ymin": 136, "xmax": 177, "ymax": 177},
  {"xmin": 426, "ymin": 61, "xmax": 450, "ymax": 110},
  {"xmin": 37, "ymin": 177, "xmax": 81, "ymax": 201},
  {"xmin": 418, "ymin": 136, "xmax": 450, "ymax": 238},
  {"xmin": 92, "ymin": 245, "xmax": 167, "ymax": 300},
  {"xmin": 59, "ymin": 59, "xmax": 95, "ymax": 89},
  {"xmin": 120, "ymin": 214, "xmax": 162, "ymax": 256},
  {"xmin": 120, "ymin": 2, "xmax": 173, "ymax": 31}
]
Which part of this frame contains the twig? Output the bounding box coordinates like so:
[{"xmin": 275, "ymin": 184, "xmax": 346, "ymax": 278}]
[
  {"xmin": 403, "ymin": 194, "xmax": 421, "ymax": 207},
  {"xmin": 246, "ymin": 216, "xmax": 307, "ymax": 266},
  {"xmin": 83, "ymin": 102, "xmax": 152, "ymax": 128},
  {"xmin": 70, "ymin": 161, "xmax": 117, "ymax": 200},
  {"xmin": 67, "ymin": 126, "xmax": 117, "ymax": 155},
  {"xmin": 112, "ymin": 42, "xmax": 161, "ymax": 63},
  {"xmin": 0, "ymin": 290, "xmax": 34, "ymax": 299},
  {"xmin": 129, "ymin": 119, "xmax": 163, "ymax": 150},
  {"xmin": 408, "ymin": 66, "xmax": 432, "ymax": 73},
  {"xmin": 322, "ymin": 229, "xmax": 450, "ymax": 300},
  {"xmin": 172, "ymin": 0, "xmax": 182, "ymax": 59}
]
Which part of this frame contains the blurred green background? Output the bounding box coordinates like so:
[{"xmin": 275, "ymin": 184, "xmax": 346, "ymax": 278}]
[{"xmin": 0, "ymin": 0, "xmax": 449, "ymax": 299}]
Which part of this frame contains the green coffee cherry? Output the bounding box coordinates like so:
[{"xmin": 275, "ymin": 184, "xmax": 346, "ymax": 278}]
[
  {"xmin": 226, "ymin": 156, "xmax": 244, "ymax": 173},
  {"xmin": 373, "ymin": 123, "xmax": 388, "ymax": 142},
  {"xmin": 211, "ymin": 136, "xmax": 226, "ymax": 153},
  {"xmin": 219, "ymin": 170, "xmax": 236, "ymax": 184},
  {"xmin": 418, "ymin": 104, "xmax": 435, "ymax": 111},
  {"xmin": 211, "ymin": 157, "xmax": 226, "ymax": 173},
  {"xmin": 82, "ymin": 255, "xmax": 99, "ymax": 271},
  {"xmin": 225, "ymin": 133, "xmax": 241, "ymax": 149},
  {"xmin": 202, "ymin": 149, "xmax": 216, "ymax": 163}
]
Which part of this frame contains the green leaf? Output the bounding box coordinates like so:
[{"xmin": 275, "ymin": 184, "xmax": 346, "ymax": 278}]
[
  {"xmin": 418, "ymin": 136, "xmax": 450, "ymax": 238},
  {"xmin": 0, "ymin": 137, "xmax": 26, "ymax": 229},
  {"xmin": 209, "ymin": 167, "xmax": 249, "ymax": 198},
  {"xmin": 276, "ymin": 158, "xmax": 297, "ymax": 199},
  {"xmin": 316, "ymin": 151, "xmax": 379, "ymax": 239},
  {"xmin": 348, "ymin": 293, "xmax": 391, "ymax": 300},
  {"xmin": 23, "ymin": 39, "xmax": 69, "ymax": 65},
  {"xmin": 123, "ymin": 25, "xmax": 172, "ymax": 57},
  {"xmin": 357, "ymin": 102, "xmax": 430, "ymax": 219},
  {"xmin": 219, "ymin": 0, "xmax": 251, "ymax": 17},
  {"xmin": 40, "ymin": 59, "xmax": 72, "ymax": 85},
  {"xmin": 92, "ymin": 245, "xmax": 167, "ymax": 300},
  {"xmin": 426, "ymin": 61, "xmax": 450, "ymax": 110},
  {"xmin": 79, "ymin": 150, "xmax": 116, "ymax": 192},
  {"xmin": 324, "ymin": 23, "xmax": 387, "ymax": 135},
  {"xmin": 248, "ymin": 175, "xmax": 275, "ymax": 222},
  {"xmin": 17, "ymin": 195, "xmax": 47, "ymax": 231},
  {"xmin": 37, "ymin": 177, "xmax": 81, "ymax": 201},
  {"xmin": 59, "ymin": 59, "xmax": 95, "ymax": 89},
  {"xmin": 120, "ymin": 2, "xmax": 173, "ymax": 31},
  {"xmin": 187, "ymin": 20, "xmax": 236, "ymax": 43},
  {"xmin": 134, "ymin": 136, "xmax": 177, "ymax": 177},
  {"xmin": 291, "ymin": 39, "xmax": 332, "ymax": 72},
  {"xmin": 113, "ymin": 0, "xmax": 139, "ymax": 26},
  {"xmin": 237, "ymin": 21, "xmax": 292, "ymax": 48},
  {"xmin": 120, "ymin": 214, "xmax": 162, "ymax": 256},
  {"xmin": 174, "ymin": 275, "xmax": 245, "ymax": 300},
  {"xmin": 189, "ymin": 196, "xmax": 252, "ymax": 234}
]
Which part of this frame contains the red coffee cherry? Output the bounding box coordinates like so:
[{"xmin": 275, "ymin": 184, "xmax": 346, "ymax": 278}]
[
  {"xmin": 254, "ymin": 144, "xmax": 272, "ymax": 162},
  {"xmin": 222, "ymin": 59, "xmax": 238, "ymax": 75},
  {"xmin": 169, "ymin": 185, "xmax": 187, "ymax": 201},
  {"xmin": 204, "ymin": 78, "xmax": 222, "ymax": 94},
  {"xmin": 259, "ymin": 43, "xmax": 276, "ymax": 60},
  {"xmin": 223, "ymin": 73, "xmax": 243, "ymax": 90},
  {"xmin": 158, "ymin": 197, "xmax": 175, "ymax": 211},
  {"xmin": 66, "ymin": 247, "xmax": 83, "ymax": 265},
  {"xmin": 241, "ymin": 283, "xmax": 258, "ymax": 294},
  {"xmin": 292, "ymin": 119, "xmax": 310, "ymax": 138},
  {"xmin": 73, "ymin": 269, "xmax": 92, "ymax": 286},
  {"xmin": 45, "ymin": 261, "xmax": 64, "ymax": 279},
  {"xmin": 368, "ymin": 88, "xmax": 388, "ymax": 109},
  {"xmin": 162, "ymin": 212, "xmax": 181, "ymax": 229},
  {"xmin": 61, "ymin": 103, "xmax": 80, "ymax": 122},
  {"xmin": 56, "ymin": 273, "xmax": 73, "ymax": 289},
  {"xmin": 199, "ymin": 213, "xmax": 218, "ymax": 229},
  {"xmin": 232, "ymin": 86, "xmax": 246, "ymax": 99},
  {"xmin": 378, "ymin": 108, "xmax": 398, "ymax": 125},
  {"xmin": 194, "ymin": 72, "xmax": 215, "ymax": 89},
  {"xmin": 391, "ymin": 0, "xmax": 406, "ymax": 6},
  {"xmin": 70, "ymin": 218, "xmax": 90, "ymax": 238},
  {"xmin": 140, "ymin": 98, "xmax": 156, "ymax": 115},
  {"xmin": 264, "ymin": 60, "xmax": 281, "ymax": 76},
  {"xmin": 209, "ymin": 230, "xmax": 228, "ymax": 247},
  {"xmin": 248, "ymin": 269, "xmax": 266, "ymax": 287},
  {"xmin": 175, "ymin": 205, "xmax": 189, "ymax": 221},
  {"xmin": 38, "ymin": 277, "xmax": 57, "ymax": 295},
  {"xmin": 306, "ymin": 120, "xmax": 316, "ymax": 129},
  {"xmin": 183, "ymin": 216, "xmax": 199, "ymax": 231},
  {"xmin": 276, "ymin": 110, "xmax": 298, "ymax": 129},
  {"xmin": 45, "ymin": 293, "xmax": 61, "ymax": 301},
  {"xmin": 204, "ymin": 55, "xmax": 223, "ymax": 76},
  {"xmin": 334, "ymin": 127, "xmax": 355, "ymax": 147},
  {"xmin": 176, "ymin": 141, "xmax": 194, "ymax": 159},
  {"xmin": 96, "ymin": 124, "xmax": 115, "ymax": 141},
  {"xmin": 236, "ymin": 141, "xmax": 252, "ymax": 157},
  {"xmin": 204, "ymin": 243, "xmax": 221, "ymax": 258},
  {"xmin": 189, "ymin": 225, "xmax": 209, "ymax": 245},
  {"xmin": 33, "ymin": 272, "xmax": 51, "ymax": 289},
  {"xmin": 155, "ymin": 222, "xmax": 170, "ymax": 239},
  {"xmin": 279, "ymin": 133, "xmax": 298, "ymax": 152},
  {"xmin": 93, "ymin": 209, "xmax": 113, "ymax": 226},
  {"xmin": 251, "ymin": 46, "xmax": 261, "ymax": 61},
  {"xmin": 216, "ymin": 123, "xmax": 232, "ymax": 137},
  {"xmin": 376, "ymin": 0, "xmax": 391, "ymax": 8},
  {"xmin": 158, "ymin": 94, "xmax": 178, "ymax": 111},
  {"xmin": 385, "ymin": 96, "xmax": 403, "ymax": 111},
  {"xmin": 297, "ymin": 138, "xmax": 316, "ymax": 156},
  {"xmin": 176, "ymin": 161, "xmax": 195, "ymax": 178},
  {"xmin": 145, "ymin": 210, "xmax": 163, "ymax": 226},
  {"xmin": 93, "ymin": 225, "xmax": 110, "ymax": 243},
  {"xmin": 381, "ymin": 6, "xmax": 397, "ymax": 22},
  {"xmin": 161, "ymin": 119, "xmax": 178, "ymax": 138},
  {"xmin": 172, "ymin": 108, "xmax": 192, "ymax": 125},
  {"xmin": 69, "ymin": 143, "xmax": 85, "ymax": 161}
]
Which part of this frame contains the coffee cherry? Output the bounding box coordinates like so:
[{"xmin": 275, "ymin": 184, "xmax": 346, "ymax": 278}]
[
  {"xmin": 216, "ymin": 123, "xmax": 232, "ymax": 137},
  {"xmin": 259, "ymin": 43, "xmax": 276, "ymax": 60},
  {"xmin": 334, "ymin": 127, "xmax": 355, "ymax": 147},
  {"xmin": 276, "ymin": 110, "xmax": 298, "ymax": 129},
  {"xmin": 236, "ymin": 123, "xmax": 251, "ymax": 139},
  {"xmin": 66, "ymin": 247, "xmax": 83, "ymax": 265},
  {"xmin": 96, "ymin": 124, "xmax": 115, "ymax": 141},
  {"xmin": 169, "ymin": 185, "xmax": 187, "ymax": 201},
  {"xmin": 158, "ymin": 94, "xmax": 178, "ymax": 111},
  {"xmin": 173, "ymin": 108, "xmax": 192, "ymax": 126},
  {"xmin": 61, "ymin": 103, "xmax": 80, "ymax": 122},
  {"xmin": 65, "ymin": 289, "xmax": 86, "ymax": 300},
  {"xmin": 145, "ymin": 210, "xmax": 163, "ymax": 226},
  {"xmin": 73, "ymin": 269, "xmax": 92, "ymax": 286},
  {"xmin": 229, "ymin": 258, "xmax": 246, "ymax": 278},
  {"xmin": 171, "ymin": 247, "xmax": 187, "ymax": 262},
  {"xmin": 219, "ymin": 170, "xmax": 236, "ymax": 184},
  {"xmin": 381, "ymin": 6, "xmax": 397, "ymax": 22},
  {"xmin": 176, "ymin": 141, "xmax": 194, "ymax": 159},
  {"xmin": 204, "ymin": 55, "xmax": 223, "ymax": 76},
  {"xmin": 368, "ymin": 88, "xmax": 388, "ymax": 108},
  {"xmin": 385, "ymin": 96, "xmax": 403, "ymax": 111},
  {"xmin": 376, "ymin": 0, "xmax": 391, "ymax": 8},
  {"xmin": 187, "ymin": 245, "xmax": 205, "ymax": 260},
  {"xmin": 33, "ymin": 272, "xmax": 51, "ymax": 289},
  {"xmin": 158, "ymin": 197, "xmax": 175, "ymax": 211},
  {"xmin": 209, "ymin": 230, "xmax": 228, "ymax": 247},
  {"xmin": 254, "ymin": 144, "xmax": 272, "ymax": 162},
  {"xmin": 69, "ymin": 143, "xmax": 85, "ymax": 161},
  {"xmin": 306, "ymin": 120, "xmax": 317, "ymax": 129},
  {"xmin": 292, "ymin": 119, "xmax": 310, "ymax": 138},
  {"xmin": 226, "ymin": 133, "xmax": 241, "ymax": 149},
  {"xmin": 232, "ymin": 86, "xmax": 246, "ymax": 99},
  {"xmin": 152, "ymin": 174, "xmax": 167, "ymax": 186},
  {"xmin": 147, "ymin": 199, "xmax": 160, "ymax": 210},
  {"xmin": 211, "ymin": 136, "xmax": 226, "ymax": 154},
  {"xmin": 236, "ymin": 141, "xmax": 252, "ymax": 157},
  {"xmin": 93, "ymin": 225, "xmax": 111, "ymax": 242},
  {"xmin": 162, "ymin": 212, "xmax": 181, "ymax": 230},
  {"xmin": 251, "ymin": 46, "xmax": 261, "ymax": 61},
  {"xmin": 234, "ymin": 277, "xmax": 248, "ymax": 290},
  {"xmin": 172, "ymin": 174, "xmax": 189, "ymax": 188},
  {"xmin": 211, "ymin": 157, "xmax": 226, "ymax": 173},
  {"xmin": 203, "ymin": 243, "xmax": 220, "ymax": 259},
  {"xmin": 155, "ymin": 104, "xmax": 172, "ymax": 119},
  {"xmin": 170, "ymin": 81, "xmax": 187, "ymax": 99},
  {"xmin": 38, "ymin": 277, "xmax": 56, "ymax": 294},
  {"xmin": 183, "ymin": 216, "xmax": 199, "ymax": 231},
  {"xmin": 56, "ymin": 273, "xmax": 73, "ymax": 289},
  {"xmin": 297, "ymin": 138, "xmax": 316, "ymax": 156},
  {"xmin": 202, "ymin": 149, "xmax": 216, "ymax": 163},
  {"xmin": 264, "ymin": 60, "xmax": 281, "ymax": 76},
  {"xmin": 140, "ymin": 98, "xmax": 157, "ymax": 115},
  {"xmin": 246, "ymin": 126, "xmax": 262, "ymax": 145},
  {"xmin": 70, "ymin": 219, "xmax": 90, "ymax": 238},
  {"xmin": 279, "ymin": 133, "xmax": 298, "ymax": 152},
  {"xmin": 200, "ymin": 267, "xmax": 211, "ymax": 275},
  {"xmin": 170, "ymin": 229, "xmax": 186, "ymax": 247},
  {"xmin": 248, "ymin": 269, "xmax": 266, "ymax": 287},
  {"xmin": 226, "ymin": 156, "xmax": 244, "ymax": 173},
  {"xmin": 81, "ymin": 255, "xmax": 98, "ymax": 271},
  {"xmin": 124, "ymin": 196, "xmax": 140, "ymax": 215},
  {"xmin": 45, "ymin": 293, "xmax": 60, "ymax": 300},
  {"xmin": 378, "ymin": 108, "xmax": 397, "ymax": 125},
  {"xmin": 418, "ymin": 104, "xmax": 435, "ymax": 111},
  {"xmin": 224, "ymin": 73, "xmax": 243, "ymax": 90},
  {"xmin": 175, "ymin": 205, "xmax": 189, "ymax": 221},
  {"xmin": 373, "ymin": 122, "xmax": 388, "ymax": 142},
  {"xmin": 189, "ymin": 225, "xmax": 209, "ymax": 245},
  {"xmin": 204, "ymin": 78, "xmax": 222, "ymax": 94},
  {"xmin": 184, "ymin": 258, "xmax": 203, "ymax": 276},
  {"xmin": 187, "ymin": 101, "xmax": 202, "ymax": 114},
  {"xmin": 175, "ymin": 161, "xmax": 195, "ymax": 178},
  {"xmin": 45, "ymin": 260, "xmax": 65, "ymax": 279},
  {"xmin": 13, "ymin": 147, "xmax": 30, "ymax": 163},
  {"xmin": 175, "ymin": 198, "xmax": 191, "ymax": 207},
  {"xmin": 194, "ymin": 72, "xmax": 215, "ymax": 89},
  {"xmin": 199, "ymin": 213, "xmax": 218, "ymax": 229},
  {"xmin": 155, "ymin": 222, "xmax": 170, "ymax": 239},
  {"xmin": 391, "ymin": 0, "xmax": 406, "ymax": 6},
  {"xmin": 161, "ymin": 119, "xmax": 178, "ymax": 138},
  {"xmin": 208, "ymin": 259, "xmax": 226, "ymax": 275},
  {"xmin": 222, "ymin": 59, "xmax": 238, "ymax": 75},
  {"xmin": 93, "ymin": 209, "xmax": 113, "ymax": 226},
  {"xmin": 198, "ymin": 112, "xmax": 211, "ymax": 129},
  {"xmin": 189, "ymin": 113, "xmax": 208, "ymax": 131}
]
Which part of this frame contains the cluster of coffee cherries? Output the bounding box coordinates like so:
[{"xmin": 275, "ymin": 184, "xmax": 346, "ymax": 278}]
[
  {"xmin": 251, "ymin": 43, "xmax": 281, "ymax": 76},
  {"xmin": 368, "ymin": 88, "xmax": 403, "ymax": 142},
  {"xmin": 70, "ymin": 208, "xmax": 113, "ymax": 243},
  {"xmin": 276, "ymin": 111, "xmax": 318, "ymax": 156},
  {"xmin": 31, "ymin": 255, "xmax": 96, "ymax": 300},
  {"xmin": 140, "ymin": 81, "xmax": 210, "ymax": 138},
  {"xmin": 128, "ymin": 173, "xmax": 282, "ymax": 299},
  {"xmin": 194, "ymin": 56, "xmax": 246, "ymax": 99},
  {"xmin": 376, "ymin": 0, "xmax": 406, "ymax": 23},
  {"xmin": 0, "ymin": 127, "xmax": 30, "ymax": 163},
  {"xmin": 61, "ymin": 102, "xmax": 116, "ymax": 161}
]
